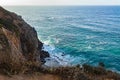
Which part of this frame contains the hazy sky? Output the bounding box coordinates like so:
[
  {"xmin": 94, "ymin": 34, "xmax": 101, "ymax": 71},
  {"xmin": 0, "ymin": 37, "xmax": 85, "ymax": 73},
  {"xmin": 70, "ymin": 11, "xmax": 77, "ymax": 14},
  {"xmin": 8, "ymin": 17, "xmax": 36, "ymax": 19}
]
[{"xmin": 0, "ymin": 0, "xmax": 120, "ymax": 5}]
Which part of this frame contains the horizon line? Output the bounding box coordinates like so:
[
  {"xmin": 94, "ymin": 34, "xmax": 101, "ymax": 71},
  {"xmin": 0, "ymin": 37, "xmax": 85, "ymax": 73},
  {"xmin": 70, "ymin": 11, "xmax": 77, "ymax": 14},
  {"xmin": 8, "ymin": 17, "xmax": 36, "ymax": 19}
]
[{"xmin": 1, "ymin": 4, "xmax": 120, "ymax": 6}]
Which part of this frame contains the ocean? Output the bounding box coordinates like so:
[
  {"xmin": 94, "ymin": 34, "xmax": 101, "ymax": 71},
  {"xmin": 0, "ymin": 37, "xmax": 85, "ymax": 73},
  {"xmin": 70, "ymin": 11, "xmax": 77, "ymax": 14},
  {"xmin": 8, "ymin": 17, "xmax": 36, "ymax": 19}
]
[{"xmin": 4, "ymin": 6, "xmax": 120, "ymax": 72}]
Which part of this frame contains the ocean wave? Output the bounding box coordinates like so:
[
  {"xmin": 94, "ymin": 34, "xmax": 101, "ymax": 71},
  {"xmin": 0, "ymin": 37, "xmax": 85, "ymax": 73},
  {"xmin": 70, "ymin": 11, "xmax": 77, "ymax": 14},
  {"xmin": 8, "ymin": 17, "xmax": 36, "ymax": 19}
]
[
  {"xmin": 86, "ymin": 35, "xmax": 96, "ymax": 39},
  {"xmin": 70, "ymin": 23, "xmax": 108, "ymax": 33},
  {"xmin": 39, "ymin": 36, "xmax": 61, "ymax": 45},
  {"xmin": 42, "ymin": 43, "xmax": 89, "ymax": 67},
  {"xmin": 42, "ymin": 44, "xmax": 72, "ymax": 67}
]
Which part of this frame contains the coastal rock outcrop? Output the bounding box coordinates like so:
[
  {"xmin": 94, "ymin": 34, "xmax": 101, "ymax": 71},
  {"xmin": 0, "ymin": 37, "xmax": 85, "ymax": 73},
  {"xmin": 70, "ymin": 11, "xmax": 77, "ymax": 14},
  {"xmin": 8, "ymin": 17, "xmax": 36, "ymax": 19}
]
[{"xmin": 0, "ymin": 6, "xmax": 49, "ymax": 71}]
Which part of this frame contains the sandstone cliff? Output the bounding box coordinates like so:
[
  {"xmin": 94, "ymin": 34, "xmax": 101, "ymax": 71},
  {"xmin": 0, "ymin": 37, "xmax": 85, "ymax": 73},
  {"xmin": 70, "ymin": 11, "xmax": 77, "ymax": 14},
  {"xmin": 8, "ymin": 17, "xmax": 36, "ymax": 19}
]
[{"xmin": 0, "ymin": 6, "xmax": 49, "ymax": 71}]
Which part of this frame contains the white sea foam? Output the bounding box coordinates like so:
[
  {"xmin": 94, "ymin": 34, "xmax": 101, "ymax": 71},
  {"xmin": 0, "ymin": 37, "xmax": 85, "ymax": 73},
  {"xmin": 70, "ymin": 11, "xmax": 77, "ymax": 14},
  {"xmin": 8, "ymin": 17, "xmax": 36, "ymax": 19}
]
[
  {"xmin": 86, "ymin": 45, "xmax": 92, "ymax": 49},
  {"xmin": 42, "ymin": 44, "xmax": 72, "ymax": 67},
  {"xmin": 42, "ymin": 43, "xmax": 88, "ymax": 67},
  {"xmin": 86, "ymin": 35, "xmax": 96, "ymax": 39}
]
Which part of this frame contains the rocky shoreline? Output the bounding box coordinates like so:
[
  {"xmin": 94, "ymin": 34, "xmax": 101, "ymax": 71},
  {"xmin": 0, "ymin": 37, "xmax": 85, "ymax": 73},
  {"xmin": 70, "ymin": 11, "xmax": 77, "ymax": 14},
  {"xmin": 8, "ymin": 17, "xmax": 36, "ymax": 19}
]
[{"xmin": 0, "ymin": 6, "xmax": 120, "ymax": 80}]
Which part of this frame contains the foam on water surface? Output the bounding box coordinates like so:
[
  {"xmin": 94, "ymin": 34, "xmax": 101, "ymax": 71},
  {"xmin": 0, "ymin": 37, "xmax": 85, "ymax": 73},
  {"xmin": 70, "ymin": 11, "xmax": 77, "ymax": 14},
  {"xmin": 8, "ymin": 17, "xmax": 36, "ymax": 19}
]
[{"xmin": 43, "ymin": 44, "xmax": 73, "ymax": 67}]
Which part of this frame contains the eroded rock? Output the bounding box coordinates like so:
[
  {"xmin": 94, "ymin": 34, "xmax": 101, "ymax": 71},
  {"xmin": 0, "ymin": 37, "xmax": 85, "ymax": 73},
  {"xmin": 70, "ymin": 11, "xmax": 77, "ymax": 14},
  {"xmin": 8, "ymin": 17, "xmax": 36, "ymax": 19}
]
[{"xmin": 0, "ymin": 6, "xmax": 49, "ymax": 71}]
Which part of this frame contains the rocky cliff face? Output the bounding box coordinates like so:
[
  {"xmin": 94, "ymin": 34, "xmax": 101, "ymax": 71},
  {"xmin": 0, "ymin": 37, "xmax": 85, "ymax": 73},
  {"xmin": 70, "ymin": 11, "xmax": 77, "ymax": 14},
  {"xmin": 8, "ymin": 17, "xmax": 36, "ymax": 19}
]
[{"xmin": 0, "ymin": 6, "xmax": 49, "ymax": 70}]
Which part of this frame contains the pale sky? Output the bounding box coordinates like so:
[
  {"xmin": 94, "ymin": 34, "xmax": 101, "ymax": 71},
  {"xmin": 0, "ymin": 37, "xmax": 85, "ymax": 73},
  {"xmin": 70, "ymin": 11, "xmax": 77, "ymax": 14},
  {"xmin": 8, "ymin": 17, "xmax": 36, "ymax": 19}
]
[{"xmin": 0, "ymin": 0, "xmax": 120, "ymax": 5}]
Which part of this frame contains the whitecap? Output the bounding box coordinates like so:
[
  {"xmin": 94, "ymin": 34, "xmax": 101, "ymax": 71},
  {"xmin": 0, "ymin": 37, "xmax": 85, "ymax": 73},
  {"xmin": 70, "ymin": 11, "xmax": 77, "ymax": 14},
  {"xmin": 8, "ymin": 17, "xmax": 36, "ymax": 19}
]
[
  {"xmin": 42, "ymin": 44, "xmax": 71, "ymax": 67},
  {"xmin": 86, "ymin": 35, "xmax": 96, "ymax": 39},
  {"xmin": 86, "ymin": 45, "xmax": 92, "ymax": 49}
]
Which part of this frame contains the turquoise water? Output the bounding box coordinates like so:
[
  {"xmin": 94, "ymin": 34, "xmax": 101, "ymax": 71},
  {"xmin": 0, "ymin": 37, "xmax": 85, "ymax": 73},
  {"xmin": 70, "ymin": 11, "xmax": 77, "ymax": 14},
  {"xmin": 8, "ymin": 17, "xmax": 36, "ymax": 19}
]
[{"xmin": 5, "ymin": 6, "xmax": 120, "ymax": 72}]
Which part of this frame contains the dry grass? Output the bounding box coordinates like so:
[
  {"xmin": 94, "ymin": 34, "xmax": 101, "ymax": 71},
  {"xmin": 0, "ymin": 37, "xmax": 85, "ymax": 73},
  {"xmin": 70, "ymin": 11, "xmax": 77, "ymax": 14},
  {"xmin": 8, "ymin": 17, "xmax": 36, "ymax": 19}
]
[{"xmin": 0, "ymin": 73, "xmax": 61, "ymax": 80}]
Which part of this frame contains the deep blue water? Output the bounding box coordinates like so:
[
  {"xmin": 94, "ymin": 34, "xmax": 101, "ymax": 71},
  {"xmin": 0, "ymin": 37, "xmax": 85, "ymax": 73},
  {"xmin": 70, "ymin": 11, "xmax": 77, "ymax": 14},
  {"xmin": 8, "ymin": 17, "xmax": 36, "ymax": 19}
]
[{"xmin": 4, "ymin": 6, "xmax": 120, "ymax": 72}]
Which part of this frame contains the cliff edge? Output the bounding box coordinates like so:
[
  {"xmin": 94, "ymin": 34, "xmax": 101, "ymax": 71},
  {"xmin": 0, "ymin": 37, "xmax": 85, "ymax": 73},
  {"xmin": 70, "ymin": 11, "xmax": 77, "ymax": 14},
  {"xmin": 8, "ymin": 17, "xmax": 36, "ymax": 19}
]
[{"xmin": 0, "ymin": 6, "xmax": 49, "ymax": 72}]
